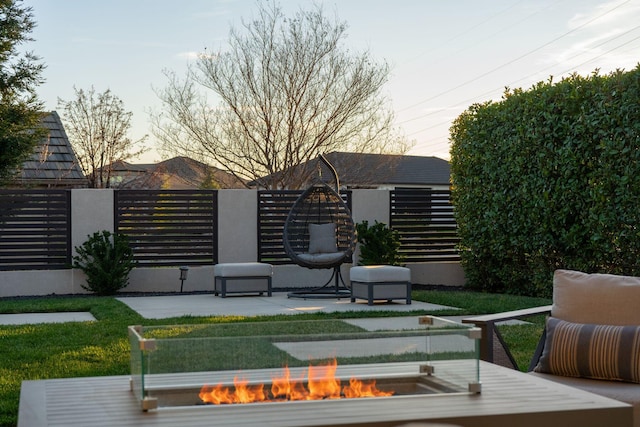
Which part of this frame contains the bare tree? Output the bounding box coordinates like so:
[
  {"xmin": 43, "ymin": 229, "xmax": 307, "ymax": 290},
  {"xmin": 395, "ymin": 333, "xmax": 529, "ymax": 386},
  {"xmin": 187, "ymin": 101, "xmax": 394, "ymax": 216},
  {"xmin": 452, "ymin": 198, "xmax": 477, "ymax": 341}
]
[
  {"xmin": 151, "ymin": 2, "xmax": 409, "ymax": 189},
  {"xmin": 58, "ymin": 87, "xmax": 147, "ymax": 188}
]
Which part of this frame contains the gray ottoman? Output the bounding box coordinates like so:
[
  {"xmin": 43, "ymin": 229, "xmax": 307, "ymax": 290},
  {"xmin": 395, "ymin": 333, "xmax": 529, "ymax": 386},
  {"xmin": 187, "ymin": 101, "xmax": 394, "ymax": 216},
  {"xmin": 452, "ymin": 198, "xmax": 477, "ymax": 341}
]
[
  {"xmin": 213, "ymin": 262, "xmax": 273, "ymax": 297},
  {"xmin": 350, "ymin": 265, "xmax": 411, "ymax": 306}
]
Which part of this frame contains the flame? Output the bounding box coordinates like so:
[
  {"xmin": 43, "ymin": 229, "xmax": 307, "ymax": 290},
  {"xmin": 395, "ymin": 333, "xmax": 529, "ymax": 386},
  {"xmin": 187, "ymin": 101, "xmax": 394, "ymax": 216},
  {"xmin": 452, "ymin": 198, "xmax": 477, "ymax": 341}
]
[
  {"xmin": 200, "ymin": 377, "xmax": 266, "ymax": 405},
  {"xmin": 270, "ymin": 365, "xmax": 308, "ymax": 401},
  {"xmin": 307, "ymin": 358, "xmax": 341, "ymax": 399},
  {"xmin": 199, "ymin": 359, "xmax": 393, "ymax": 405}
]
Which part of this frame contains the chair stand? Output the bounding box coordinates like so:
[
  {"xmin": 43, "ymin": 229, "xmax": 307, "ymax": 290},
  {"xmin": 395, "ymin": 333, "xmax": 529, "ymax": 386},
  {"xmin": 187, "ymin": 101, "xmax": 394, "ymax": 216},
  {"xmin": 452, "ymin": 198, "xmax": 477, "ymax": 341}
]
[{"xmin": 287, "ymin": 266, "xmax": 351, "ymax": 299}]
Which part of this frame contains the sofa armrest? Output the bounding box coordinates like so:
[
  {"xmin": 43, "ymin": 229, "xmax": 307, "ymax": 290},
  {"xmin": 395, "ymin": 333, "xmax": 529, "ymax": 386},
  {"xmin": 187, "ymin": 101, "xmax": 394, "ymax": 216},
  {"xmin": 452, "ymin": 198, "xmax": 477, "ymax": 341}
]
[
  {"xmin": 463, "ymin": 305, "xmax": 552, "ymax": 326},
  {"xmin": 462, "ymin": 305, "xmax": 552, "ymax": 369}
]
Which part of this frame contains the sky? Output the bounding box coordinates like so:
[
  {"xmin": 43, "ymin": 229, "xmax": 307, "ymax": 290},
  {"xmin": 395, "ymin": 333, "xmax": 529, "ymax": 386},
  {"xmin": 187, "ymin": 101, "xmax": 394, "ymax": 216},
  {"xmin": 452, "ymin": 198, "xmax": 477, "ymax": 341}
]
[{"xmin": 24, "ymin": 0, "xmax": 640, "ymax": 163}]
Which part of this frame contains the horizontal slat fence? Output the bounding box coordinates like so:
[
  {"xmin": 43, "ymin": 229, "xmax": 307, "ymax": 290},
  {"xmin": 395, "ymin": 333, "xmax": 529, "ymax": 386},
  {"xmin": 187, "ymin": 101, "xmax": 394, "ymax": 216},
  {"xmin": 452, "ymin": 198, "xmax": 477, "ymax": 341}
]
[
  {"xmin": 258, "ymin": 190, "xmax": 301, "ymax": 264},
  {"xmin": 390, "ymin": 188, "xmax": 460, "ymax": 262},
  {"xmin": 258, "ymin": 190, "xmax": 353, "ymax": 264},
  {"xmin": 0, "ymin": 188, "xmax": 457, "ymax": 272},
  {"xmin": 114, "ymin": 190, "xmax": 217, "ymax": 267},
  {"xmin": 0, "ymin": 190, "xmax": 71, "ymax": 270}
]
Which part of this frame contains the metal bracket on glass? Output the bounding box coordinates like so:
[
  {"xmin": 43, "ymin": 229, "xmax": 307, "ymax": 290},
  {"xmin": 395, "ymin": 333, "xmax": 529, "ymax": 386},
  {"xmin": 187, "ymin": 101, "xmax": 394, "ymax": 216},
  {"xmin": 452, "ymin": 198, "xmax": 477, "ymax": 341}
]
[
  {"xmin": 141, "ymin": 397, "xmax": 158, "ymax": 411},
  {"xmin": 139, "ymin": 338, "xmax": 156, "ymax": 351},
  {"xmin": 468, "ymin": 327, "xmax": 482, "ymax": 340},
  {"xmin": 420, "ymin": 364, "xmax": 435, "ymax": 375},
  {"xmin": 468, "ymin": 382, "xmax": 482, "ymax": 394},
  {"xmin": 418, "ymin": 316, "xmax": 434, "ymax": 325}
]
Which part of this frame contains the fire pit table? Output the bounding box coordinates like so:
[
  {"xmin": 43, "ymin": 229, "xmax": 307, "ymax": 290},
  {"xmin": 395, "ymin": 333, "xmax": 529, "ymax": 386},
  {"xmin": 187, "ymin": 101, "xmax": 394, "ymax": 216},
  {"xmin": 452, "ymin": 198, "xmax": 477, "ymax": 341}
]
[{"xmin": 18, "ymin": 316, "xmax": 633, "ymax": 427}]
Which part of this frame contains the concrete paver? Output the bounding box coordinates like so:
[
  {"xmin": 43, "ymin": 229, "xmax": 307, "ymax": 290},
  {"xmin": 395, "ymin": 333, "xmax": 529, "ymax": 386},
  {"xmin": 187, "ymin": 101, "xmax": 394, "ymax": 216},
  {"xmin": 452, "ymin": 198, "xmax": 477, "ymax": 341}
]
[
  {"xmin": 1, "ymin": 293, "xmax": 457, "ymax": 326},
  {"xmin": 116, "ymin": 292, "xmax": 458, "ymax": 319},
  {"xmin": 0, "ymin": 312, "xmax": 96, "ymax": 325},
  {"xmin": 0, "ymin": 294, "xmax": 529, "ymax": 331}
]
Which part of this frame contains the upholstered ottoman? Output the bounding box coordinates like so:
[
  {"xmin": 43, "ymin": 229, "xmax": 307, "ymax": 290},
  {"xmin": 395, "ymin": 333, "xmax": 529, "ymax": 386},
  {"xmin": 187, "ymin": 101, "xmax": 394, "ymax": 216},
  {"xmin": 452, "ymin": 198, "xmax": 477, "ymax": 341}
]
[
  {"xmin": 213, "ymin": 262, "xmax": 273, "ymax": 297},
  {"xmin": 350, "ymin": 265, "xmax": 411, "ymax": 306}
]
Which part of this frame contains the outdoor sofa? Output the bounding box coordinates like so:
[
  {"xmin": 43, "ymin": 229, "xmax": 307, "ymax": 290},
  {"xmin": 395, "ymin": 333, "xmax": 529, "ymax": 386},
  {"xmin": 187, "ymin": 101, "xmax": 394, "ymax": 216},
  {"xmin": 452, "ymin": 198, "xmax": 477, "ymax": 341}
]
[{"xmin": 464, "ymin": 269, "xmax": 640, "ymax": 427}]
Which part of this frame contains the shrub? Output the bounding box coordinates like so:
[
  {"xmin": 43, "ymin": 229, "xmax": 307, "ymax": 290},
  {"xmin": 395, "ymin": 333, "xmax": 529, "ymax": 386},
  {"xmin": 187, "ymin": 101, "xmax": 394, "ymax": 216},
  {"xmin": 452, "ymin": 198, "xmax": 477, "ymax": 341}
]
[
  {"xmin": 355, "ymin": 220, "xmax": 404, "ymax": 266},
  {"xmin": 450, "ymin": 67, "xmax": 640, "ymax": 297},
  {"xmin": 73, "ymin": 231, "xmax": 136, "ymax": 295}
]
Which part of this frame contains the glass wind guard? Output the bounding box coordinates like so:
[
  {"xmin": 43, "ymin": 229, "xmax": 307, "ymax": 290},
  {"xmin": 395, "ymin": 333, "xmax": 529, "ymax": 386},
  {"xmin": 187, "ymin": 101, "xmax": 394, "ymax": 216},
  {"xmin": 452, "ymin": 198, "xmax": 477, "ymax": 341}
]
[
  {"xmin": 127, "ymin": 326, "xmax": 144, "ymax": 403},
  {"xmin": 421, "ymin": 315, "xmax": 481, "ymax": 392},
  {"xmin": 128, "ymin": 317, "xmax": 481, "ymax": 410}
]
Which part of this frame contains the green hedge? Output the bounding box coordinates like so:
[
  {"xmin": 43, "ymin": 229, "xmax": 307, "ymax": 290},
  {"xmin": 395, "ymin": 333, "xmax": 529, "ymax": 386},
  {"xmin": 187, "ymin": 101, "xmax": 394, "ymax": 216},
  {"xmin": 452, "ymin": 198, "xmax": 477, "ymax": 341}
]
[{"xmin": 450, "ymin": 67, "xmax": 640, "ymax": 297}]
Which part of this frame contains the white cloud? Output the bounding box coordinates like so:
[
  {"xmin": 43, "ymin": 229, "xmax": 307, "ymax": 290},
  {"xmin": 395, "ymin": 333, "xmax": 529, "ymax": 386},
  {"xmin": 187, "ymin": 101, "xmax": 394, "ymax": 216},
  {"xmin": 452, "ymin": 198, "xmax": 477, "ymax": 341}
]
[
  {"xmin": 177, "ymin": 51, "xmax": 200, "ymax": 60},
  {"xmin": 567, "ymin": 0, "xmax": 637, "ymax": 30}
]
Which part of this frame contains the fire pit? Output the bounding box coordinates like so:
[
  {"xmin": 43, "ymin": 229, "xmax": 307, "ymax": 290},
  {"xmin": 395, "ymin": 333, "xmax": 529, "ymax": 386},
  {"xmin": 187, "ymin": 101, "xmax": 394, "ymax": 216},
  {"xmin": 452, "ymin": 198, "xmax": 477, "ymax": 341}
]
[{"xmin": 128, "ymin": 316, "xmax": 481, "ymax": 411}]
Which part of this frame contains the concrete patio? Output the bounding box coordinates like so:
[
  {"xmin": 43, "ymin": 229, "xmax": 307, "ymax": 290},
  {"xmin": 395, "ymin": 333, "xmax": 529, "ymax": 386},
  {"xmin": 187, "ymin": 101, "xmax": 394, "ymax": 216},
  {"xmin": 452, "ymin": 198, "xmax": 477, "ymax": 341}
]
[
  {"xmin": 0, "ymin": 292, "xmax": 458, "ymax": 326},
  {"xmin": 116, "ymin": 292, "xmax": 457, "ymax": 318}
]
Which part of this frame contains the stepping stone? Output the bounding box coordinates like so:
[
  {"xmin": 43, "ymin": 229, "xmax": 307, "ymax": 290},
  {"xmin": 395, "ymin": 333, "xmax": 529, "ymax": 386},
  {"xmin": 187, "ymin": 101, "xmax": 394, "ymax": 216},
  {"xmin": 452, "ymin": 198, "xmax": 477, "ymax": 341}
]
[{"xmin": 0, "ymin": 312, "xmax": 96, "ymax": 325}]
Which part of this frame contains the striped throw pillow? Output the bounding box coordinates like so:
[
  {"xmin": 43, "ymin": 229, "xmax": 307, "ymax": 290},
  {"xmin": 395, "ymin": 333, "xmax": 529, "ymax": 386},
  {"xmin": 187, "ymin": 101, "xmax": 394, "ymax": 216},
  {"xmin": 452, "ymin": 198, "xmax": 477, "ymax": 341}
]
[{"xmin": 534, "ymin": 317, "xmax": 640, "ymax": 383}]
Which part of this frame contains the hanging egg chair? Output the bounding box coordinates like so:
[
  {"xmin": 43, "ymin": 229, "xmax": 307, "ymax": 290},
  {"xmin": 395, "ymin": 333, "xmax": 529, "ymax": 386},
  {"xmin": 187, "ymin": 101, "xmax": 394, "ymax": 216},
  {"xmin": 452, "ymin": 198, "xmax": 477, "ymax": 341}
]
[{"xmin": 284, "ymin": 154, "xmax": 356, "ymax": 298}]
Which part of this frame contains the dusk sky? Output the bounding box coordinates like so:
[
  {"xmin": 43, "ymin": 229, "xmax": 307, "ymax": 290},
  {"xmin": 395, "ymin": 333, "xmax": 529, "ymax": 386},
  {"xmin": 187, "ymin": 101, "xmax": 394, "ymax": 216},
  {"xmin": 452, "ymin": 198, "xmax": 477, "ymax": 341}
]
[{"xmin": 26, "ymin": 0, "xmax": 640, "ymax": 163}]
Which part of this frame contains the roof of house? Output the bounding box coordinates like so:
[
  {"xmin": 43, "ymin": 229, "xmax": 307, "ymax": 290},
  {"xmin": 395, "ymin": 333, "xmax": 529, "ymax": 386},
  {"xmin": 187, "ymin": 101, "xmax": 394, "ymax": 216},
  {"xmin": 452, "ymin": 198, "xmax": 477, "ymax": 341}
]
[
  {"xmin": 115, "ymin": 156, "xmax": 246, "ymax": 189},
  {"xmin": 108, "ymin": 160, "xmax": 154, "ymax": 173},
  {"xmin": 252, "ymin": 152, "xmax": 451, "ymax": 189},
  {"xmin": 323, "ymin": 152, "xmax": 450, "ymax": 186},
  {"xmin": 14, "ymin": 111, "xmax": 87, "ymax": 187}
]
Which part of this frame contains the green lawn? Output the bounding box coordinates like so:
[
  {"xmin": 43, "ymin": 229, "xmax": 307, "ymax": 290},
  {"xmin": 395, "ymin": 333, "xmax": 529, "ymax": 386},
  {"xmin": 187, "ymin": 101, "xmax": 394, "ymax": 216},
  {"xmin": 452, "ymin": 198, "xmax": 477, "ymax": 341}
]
[{"xmin": 0, "ymin": 290, "xmax": 550, "ymax": 426}]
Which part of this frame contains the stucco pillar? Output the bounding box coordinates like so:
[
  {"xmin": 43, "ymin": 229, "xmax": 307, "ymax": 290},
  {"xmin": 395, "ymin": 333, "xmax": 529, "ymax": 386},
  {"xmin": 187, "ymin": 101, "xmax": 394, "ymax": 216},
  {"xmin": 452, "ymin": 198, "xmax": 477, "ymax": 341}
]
[{"xmin": 71, "ymin": 189, "xmax": 114, "ymax": 256}]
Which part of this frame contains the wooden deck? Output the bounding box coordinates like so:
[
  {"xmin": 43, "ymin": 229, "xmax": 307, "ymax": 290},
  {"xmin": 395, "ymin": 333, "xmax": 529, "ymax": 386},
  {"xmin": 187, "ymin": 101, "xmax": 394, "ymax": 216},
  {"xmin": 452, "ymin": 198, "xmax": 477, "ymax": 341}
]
[{"xmin": 19, "ymin": 361, "xmax": 632, "ymax": 427}]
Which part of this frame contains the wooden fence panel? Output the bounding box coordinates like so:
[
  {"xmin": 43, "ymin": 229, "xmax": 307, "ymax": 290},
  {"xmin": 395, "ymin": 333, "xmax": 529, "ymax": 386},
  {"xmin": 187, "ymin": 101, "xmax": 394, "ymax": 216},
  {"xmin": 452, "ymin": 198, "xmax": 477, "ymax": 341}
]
[
  {"xmin": 0, "ymin": 190, "xmax": 71, "ymax": 270},
  {"xmin": 115, "ymin": 190, "xmax": 217, "ymax": 267},
  {"xmin": 390, "ymin": 188, "xmax": 460, "ymax": 262}
]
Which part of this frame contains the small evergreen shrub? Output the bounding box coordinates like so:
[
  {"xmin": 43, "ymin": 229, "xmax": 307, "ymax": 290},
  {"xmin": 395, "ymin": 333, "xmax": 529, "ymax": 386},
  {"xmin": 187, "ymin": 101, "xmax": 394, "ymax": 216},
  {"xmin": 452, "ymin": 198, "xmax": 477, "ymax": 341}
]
[
  {"xmin": 355, "ymin": 220, "xmax": 404, "ymax": 266},
  {"xmin": 73, "ymin": 231, "xmax": 136, "ymax": 295}
]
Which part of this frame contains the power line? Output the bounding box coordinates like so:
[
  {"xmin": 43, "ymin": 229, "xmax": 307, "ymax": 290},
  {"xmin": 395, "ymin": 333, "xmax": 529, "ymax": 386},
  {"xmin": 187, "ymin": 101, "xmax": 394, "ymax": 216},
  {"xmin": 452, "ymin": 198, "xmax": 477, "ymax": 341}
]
[
  {"xmin": 400, "ymin": 21, "xmax": 640, "ymax": 127},
  {"xmin": 397, "ymin": 0, "xmax": 634, "ymax": 114},
  {"xmin": 400, "ymin": 0, "xmax": 526, "ymax": 66},
  {"xmin": 554, "ymin": 32, "xmax": 640, "ymax": 75},
  {"xmin": 407, "ymin": 19, "xmax": 640, "ymax": 154}
]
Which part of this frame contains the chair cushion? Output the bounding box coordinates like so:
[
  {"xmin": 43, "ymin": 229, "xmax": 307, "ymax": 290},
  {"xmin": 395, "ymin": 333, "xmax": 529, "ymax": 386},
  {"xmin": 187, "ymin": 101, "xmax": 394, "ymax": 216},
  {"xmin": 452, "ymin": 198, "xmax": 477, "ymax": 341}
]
[
  {"xmin": 534, "ymin": 316, "xmax": 640, "ymax": 383},
  {"xmin": 297, "ymin": 252, "xmax": 346, "ymax": 264},
  {"xmin": 308, "ymin": 223, "xmax": 338, "ymax": 254},
  {"xmin": 350, "ymin": 265, "xmax": 411, "ymax": 283},
  {"xmin": 214, "ymin": 262, "xmax": 273, "ymax": 277},
  {"xmin": 553, "ymin": 269, "xmax": 640, "ymax": 325}
]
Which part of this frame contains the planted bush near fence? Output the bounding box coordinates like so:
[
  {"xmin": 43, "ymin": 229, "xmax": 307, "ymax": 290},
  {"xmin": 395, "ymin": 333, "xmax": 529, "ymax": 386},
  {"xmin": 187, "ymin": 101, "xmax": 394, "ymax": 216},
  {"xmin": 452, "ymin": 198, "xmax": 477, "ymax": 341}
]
[
  {"xmin": 356, "ymin": 220, "xmax": 404, "ymax": 266},
  {"xmin": 450, "ymin": 66, "xmax": 640, "ymax": 297},
  {"xmin": 73, "ymin": 230, "xmax": 136, "ymax": 295}
]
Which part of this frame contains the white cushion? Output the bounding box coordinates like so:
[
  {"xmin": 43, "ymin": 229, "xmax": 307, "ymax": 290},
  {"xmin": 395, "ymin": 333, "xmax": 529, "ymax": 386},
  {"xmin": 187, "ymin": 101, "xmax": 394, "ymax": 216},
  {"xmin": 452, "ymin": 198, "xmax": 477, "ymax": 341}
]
[
  {"xmin": 214, "ymin": 262, "xmax": 272, "ymax": 277},
  {"xmin": 350, "ymin": 265, "xmax": 411, "ymax": 283},
  {"xmin": 553, "ymin": 269, "xmax": 640, "ymax": 325},
  {"xmin": 308, "ymin": 223, "xmax": 338, "ymax": 254}
]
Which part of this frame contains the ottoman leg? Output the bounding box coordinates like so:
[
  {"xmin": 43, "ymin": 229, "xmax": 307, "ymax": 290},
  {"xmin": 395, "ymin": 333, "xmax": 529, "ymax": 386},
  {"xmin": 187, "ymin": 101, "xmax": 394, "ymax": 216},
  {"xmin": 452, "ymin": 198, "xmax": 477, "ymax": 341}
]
[{"xmin": 368, "ymin": 283, "xmax": 374, "ymax": 306}]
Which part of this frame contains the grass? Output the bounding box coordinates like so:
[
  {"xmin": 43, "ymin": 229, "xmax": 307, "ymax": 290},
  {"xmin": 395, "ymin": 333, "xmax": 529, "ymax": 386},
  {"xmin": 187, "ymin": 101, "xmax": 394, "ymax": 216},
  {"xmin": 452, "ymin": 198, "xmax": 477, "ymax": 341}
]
[{"xmin": 0, "ymin": 290, "xmax": 550, "ymax": 426}]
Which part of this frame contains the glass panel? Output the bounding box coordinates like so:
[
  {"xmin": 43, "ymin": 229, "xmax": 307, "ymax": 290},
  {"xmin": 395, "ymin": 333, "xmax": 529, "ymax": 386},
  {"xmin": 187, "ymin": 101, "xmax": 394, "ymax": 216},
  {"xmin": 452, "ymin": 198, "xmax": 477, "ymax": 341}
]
[
  {"xmin": 127, "ymin": 326, "xmax": 144, "ymax": 403},
  {"xmin": 128, "ymin": 317, "xmax": 481, "ymax": 410}
]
